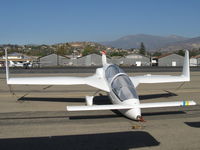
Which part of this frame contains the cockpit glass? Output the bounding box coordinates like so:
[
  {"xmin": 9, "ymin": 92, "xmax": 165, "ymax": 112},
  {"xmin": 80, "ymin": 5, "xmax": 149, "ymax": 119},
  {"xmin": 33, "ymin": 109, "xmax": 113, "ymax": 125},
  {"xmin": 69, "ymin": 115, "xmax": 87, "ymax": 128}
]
[
  {"xmin": 111, "ymin": 75, "xmax": 138, "ymax": 101},
  {"xmin": 105, "ymin": 65, "xmax": 124, "ymax": 81}
]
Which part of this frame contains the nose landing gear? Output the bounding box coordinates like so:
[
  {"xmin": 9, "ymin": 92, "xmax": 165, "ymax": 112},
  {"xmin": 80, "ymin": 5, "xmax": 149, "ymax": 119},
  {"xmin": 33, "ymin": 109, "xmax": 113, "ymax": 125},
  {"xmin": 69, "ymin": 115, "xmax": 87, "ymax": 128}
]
[{"xmin": 136, "ymin": 115, "xmax": 146, "ymax": 122}]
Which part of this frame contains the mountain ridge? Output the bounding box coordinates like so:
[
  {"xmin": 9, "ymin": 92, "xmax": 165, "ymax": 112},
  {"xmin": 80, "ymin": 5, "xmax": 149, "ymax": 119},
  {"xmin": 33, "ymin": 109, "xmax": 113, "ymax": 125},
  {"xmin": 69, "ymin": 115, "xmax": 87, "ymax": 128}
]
[{"xmin": 101, "ymin": 34, "xmax": 199, "ymax": 50}]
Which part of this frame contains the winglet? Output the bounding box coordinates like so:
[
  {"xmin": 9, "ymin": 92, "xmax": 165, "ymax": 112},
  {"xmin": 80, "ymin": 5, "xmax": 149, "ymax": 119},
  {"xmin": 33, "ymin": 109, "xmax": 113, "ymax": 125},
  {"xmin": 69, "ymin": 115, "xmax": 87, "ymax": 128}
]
[
  {"xmin": 101, "ymin": 50, "xmax": 107, "ymax": 66},
  {"xmin": 4, "ymin": 48, "xmax": 9, "ymax": 83},
  {"xmin": 181, "ymin": 50, "xmax": 190, "ymax": 81}
]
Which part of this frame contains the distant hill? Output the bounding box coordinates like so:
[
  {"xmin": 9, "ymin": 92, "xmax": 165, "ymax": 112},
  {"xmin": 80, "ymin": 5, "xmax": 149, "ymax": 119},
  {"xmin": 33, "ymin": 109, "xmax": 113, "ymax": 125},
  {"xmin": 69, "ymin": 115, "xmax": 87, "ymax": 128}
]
[
  {"xmin": 101, "ymin": 34, "xmax": 189, "ymax": 50},
  {"xmin": 160, "ymin": 36, "xmax": 200, "ymax": 51}
]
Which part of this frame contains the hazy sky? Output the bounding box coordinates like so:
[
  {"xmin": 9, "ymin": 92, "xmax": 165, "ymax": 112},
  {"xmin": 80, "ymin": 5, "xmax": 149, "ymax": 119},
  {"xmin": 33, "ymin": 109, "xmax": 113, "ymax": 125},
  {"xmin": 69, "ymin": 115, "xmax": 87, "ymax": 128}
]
[{"xmin": 0, "ymin": 0, "xmax": 200, "ymax": 44}]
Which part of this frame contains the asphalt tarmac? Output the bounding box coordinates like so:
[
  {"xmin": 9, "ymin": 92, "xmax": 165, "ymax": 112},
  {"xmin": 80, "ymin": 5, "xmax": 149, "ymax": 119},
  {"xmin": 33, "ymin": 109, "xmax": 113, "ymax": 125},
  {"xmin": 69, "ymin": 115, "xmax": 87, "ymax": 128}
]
[{"xmin": 0, "ymin": 72, "xmax": 200, "ymax": 150}]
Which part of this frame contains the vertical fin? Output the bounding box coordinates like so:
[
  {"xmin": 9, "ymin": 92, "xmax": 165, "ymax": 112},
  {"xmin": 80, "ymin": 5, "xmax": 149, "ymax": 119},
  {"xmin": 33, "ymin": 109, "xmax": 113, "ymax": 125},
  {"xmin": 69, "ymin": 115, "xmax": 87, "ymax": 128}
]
[
  {"xmin": 5, "ymin": 48, "xmax": 9, "ymax": 83},
  {"xmin": 101, "ymin": 50, "xmax": 107, "ymax": 66},
  {"xmin": 181, "ymin": 50, "xmax": 190, "ymax": 81}
]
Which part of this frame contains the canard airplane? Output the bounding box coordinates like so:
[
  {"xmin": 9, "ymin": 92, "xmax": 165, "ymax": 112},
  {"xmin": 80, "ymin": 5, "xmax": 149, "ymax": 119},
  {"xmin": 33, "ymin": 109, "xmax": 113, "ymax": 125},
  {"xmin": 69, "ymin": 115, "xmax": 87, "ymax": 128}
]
[{"xmin": 5, "ymin": 49, "xmax": 196, "ymax": 121}]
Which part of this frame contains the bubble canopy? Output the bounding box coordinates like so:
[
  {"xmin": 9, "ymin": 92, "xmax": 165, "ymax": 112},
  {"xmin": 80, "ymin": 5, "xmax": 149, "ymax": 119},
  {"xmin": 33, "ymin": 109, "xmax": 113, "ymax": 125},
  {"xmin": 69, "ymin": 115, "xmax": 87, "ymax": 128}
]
[
  {"xmin": 105, "ymin": 65, "xmax": 138, "ymax": 101},
  {"xmin": 105, "ymin": 65, "xmax": 124, "ymax": 81}
]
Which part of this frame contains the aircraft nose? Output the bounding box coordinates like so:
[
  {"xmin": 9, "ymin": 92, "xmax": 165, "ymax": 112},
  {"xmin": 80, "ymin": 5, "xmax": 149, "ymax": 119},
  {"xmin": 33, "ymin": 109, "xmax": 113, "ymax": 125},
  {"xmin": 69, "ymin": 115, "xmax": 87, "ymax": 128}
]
[
  {"xmin": 123, "ymin": 108, "xmax": 141, "ymax": 120},
  {"xmin": 136, "ymin": 115, "xmax": 145, "ymax": 122}
]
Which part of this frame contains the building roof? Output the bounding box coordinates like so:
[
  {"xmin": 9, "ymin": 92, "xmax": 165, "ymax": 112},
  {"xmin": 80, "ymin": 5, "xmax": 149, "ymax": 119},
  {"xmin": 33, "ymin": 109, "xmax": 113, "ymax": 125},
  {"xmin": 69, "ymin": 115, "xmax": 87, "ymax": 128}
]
[
  {"xmin": 126, "ymin": 53, "xmax": 148, "ymax": 57},
  {"xmin": 158, "ymin": 53, "xmax": 183, "ymax": 59},
  {"xmin": 78, "ymin": 53, "xmax": 101, "ymax": 59},
  {"xmin": 39, "ymin": 53, "xmax": 67, "ymax": 59},
  {"xmin": 157, "ymin": 53, "xmax": 173, "ymax": 59},
  {"xmin": 8, "ymin": 52, "xmax": 23, "ymax": 56},
  {"xmin": 0, "ymin": 59, "xmax": 31, "ymax": 61},
  {"xmin": 1, "ymin": 52, "xmax": 33, "ymax": 60},
  {"xmin": 191, "ymin": 54, "xmax": 200, "ymax": 58},
  {"xmin": 111, "ymin": 56, "xmax": 123, "ymax": 59}
]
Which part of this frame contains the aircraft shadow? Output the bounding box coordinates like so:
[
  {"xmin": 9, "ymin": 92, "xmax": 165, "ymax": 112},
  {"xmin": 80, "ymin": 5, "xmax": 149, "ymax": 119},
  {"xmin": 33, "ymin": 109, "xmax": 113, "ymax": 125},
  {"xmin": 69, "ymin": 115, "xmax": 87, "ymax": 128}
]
[
  {"xmin": 69, "ymin": 110, "xmax": 185, "ymax": 120},
  {"xmin": 69, "ymin": 114, "xmax": 122, "ymax": 120},
  {"xmin": 139, "ymin": 91, "xmax": 177, "ymax": 100},
  {"xmin": 0, "ymin": 131, "xmax": 160, "ymax": 150},
  {"xmin": 18, "ymin": 96, "xmax": 111, "ymax": 105},
  {"xmin": 185, "ymin": 121, "xmax": 200, "ymax": 128},
  {"xmin": 18, "ymin": 91, "xmax": 177, "ymax": 103},
  {"xmin": 142, "ymin": 111, "xmax": 185, "ymax": 116}
]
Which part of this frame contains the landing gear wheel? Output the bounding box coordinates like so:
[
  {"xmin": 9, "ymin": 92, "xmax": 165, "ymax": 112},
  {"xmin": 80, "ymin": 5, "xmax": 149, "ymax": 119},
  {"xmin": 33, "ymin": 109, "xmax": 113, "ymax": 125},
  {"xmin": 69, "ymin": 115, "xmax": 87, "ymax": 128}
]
[{"xmin": 136, "ymin": 115, "xmax": 146, "ymax": 122}]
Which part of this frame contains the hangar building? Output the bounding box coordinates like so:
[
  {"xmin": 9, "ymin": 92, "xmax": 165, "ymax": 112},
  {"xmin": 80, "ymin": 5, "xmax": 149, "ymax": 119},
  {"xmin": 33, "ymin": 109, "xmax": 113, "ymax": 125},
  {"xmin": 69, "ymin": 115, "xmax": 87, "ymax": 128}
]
[
  {"xmin": 63, "ymin": 54, "xmax": 111, "ymax": 66},
  {"xmin": 112, "ymin": 54, "xmax": 150, "ymax": 66},
  {"xmin": 39, "ymin": 54, "xmax": 67, "ymax": 67},
  {"xmin": 158, "ymin": 53, "xmax": 184, "ymax": 66},
  {"xmin": 190, "ymin": 55, "xmax": 200, "ymax": 66}
]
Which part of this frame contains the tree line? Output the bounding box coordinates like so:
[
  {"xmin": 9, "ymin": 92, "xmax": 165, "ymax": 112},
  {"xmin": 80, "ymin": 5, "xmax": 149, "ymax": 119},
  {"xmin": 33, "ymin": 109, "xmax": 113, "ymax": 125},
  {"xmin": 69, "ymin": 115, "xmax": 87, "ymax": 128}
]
[{"xmin": 0, "ymin": 42, "xmax": 200, "ymax": 58}]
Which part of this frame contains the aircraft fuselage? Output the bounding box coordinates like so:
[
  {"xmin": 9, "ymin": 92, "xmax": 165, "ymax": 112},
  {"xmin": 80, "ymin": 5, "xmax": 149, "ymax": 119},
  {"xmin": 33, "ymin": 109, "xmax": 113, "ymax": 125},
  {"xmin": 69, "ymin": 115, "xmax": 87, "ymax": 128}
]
[{"xmin": 103, "ymin": 64, "xmax": 141, "ymax": 120}]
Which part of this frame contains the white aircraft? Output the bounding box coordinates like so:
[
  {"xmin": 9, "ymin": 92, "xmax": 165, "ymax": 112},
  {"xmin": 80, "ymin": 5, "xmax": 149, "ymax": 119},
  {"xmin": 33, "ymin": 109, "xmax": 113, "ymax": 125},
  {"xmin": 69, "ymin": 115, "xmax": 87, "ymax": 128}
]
[
  {"xmin": 5, "ymin": 60, "xmax": 32, "ymax": 68},
  {"xmin": 5, "ymin": 49, "xmax": 196, "ymax": 121}
]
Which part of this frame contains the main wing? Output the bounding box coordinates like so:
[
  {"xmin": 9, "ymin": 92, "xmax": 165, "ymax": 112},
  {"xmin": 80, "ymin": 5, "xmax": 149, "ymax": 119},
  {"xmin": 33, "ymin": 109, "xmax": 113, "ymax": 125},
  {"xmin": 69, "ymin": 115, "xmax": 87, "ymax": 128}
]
[
  {"xmin": 66, "ymin": 100, "xmax": 196, "ymax": 111},
  {"xmin": 7, "ymin": 75, "xmax": 109, "ymax": 92},
  {"xmin": 130, "ymin": 50, "xmax": 190, "ymax": 87},
  {"xmin": 4, "ymin": 49, "xmax": 109, "ymax": 92}
]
